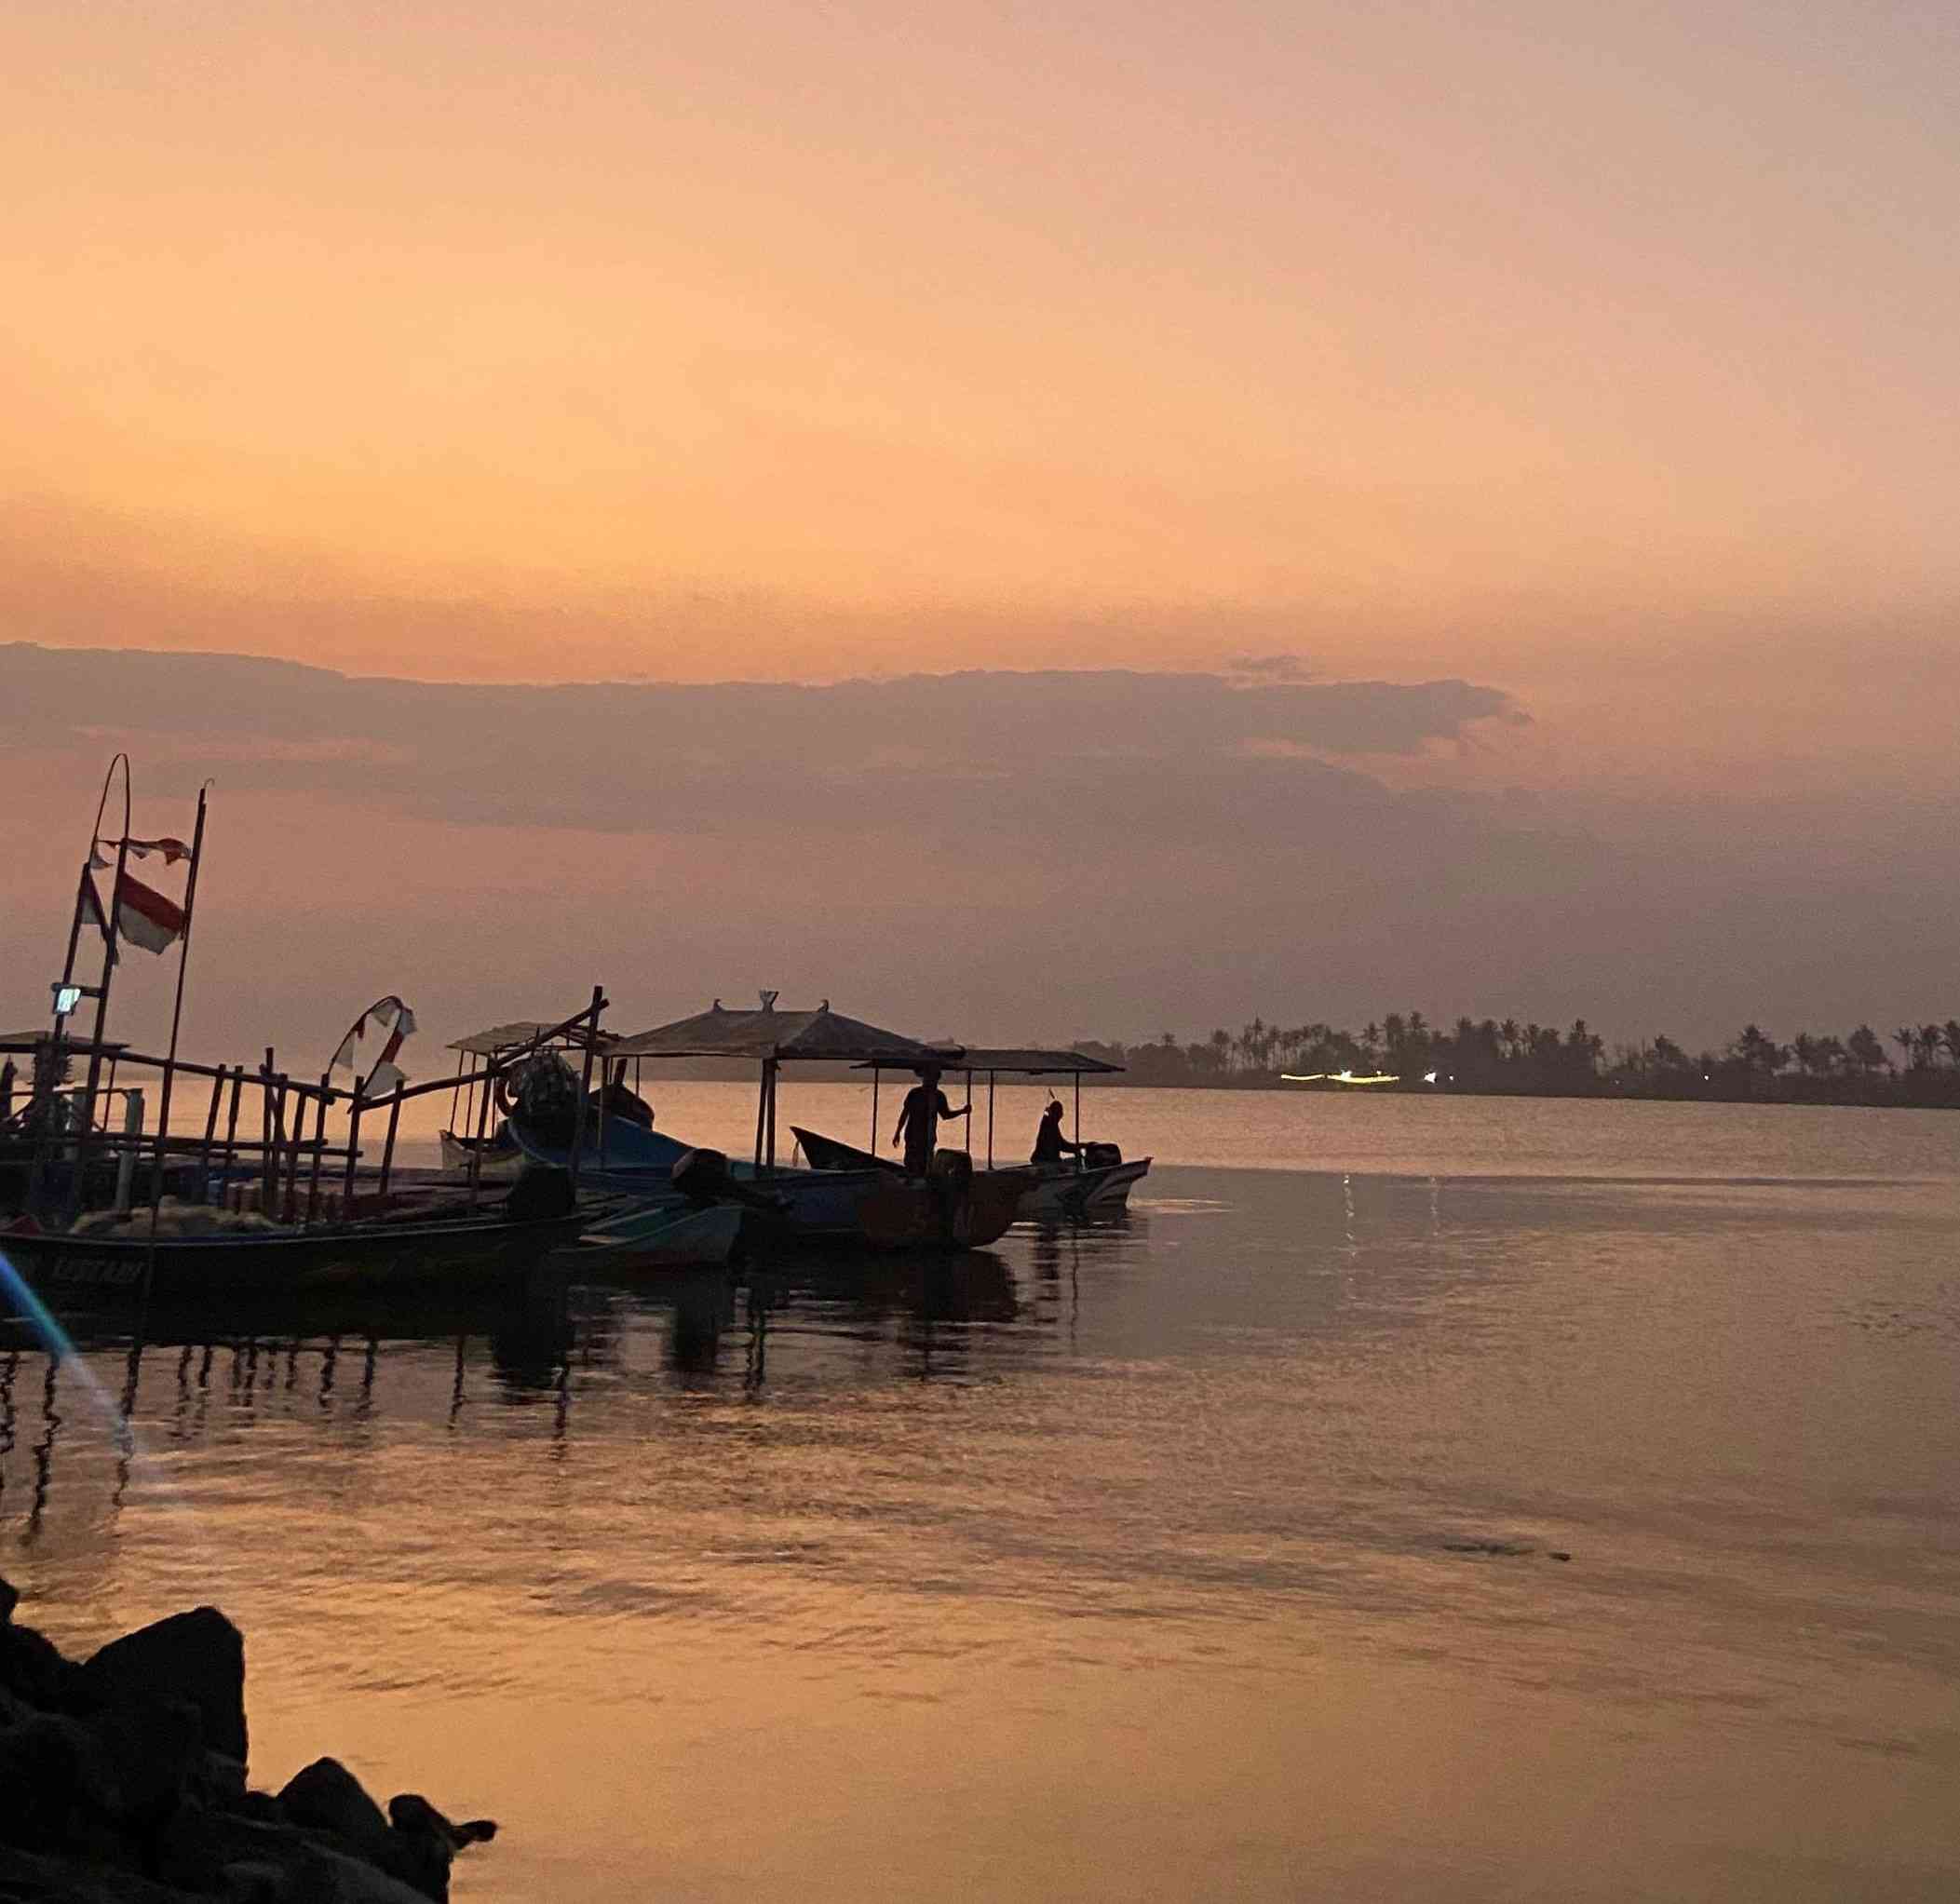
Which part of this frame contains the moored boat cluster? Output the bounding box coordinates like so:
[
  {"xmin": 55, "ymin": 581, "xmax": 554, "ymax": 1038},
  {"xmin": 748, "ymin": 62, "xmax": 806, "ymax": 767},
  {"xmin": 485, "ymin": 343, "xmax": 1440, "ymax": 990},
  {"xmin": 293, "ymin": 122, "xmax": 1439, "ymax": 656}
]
[{"xmin": 3, "ymin": 765, "xmax": 1146, "ymax": 1304}]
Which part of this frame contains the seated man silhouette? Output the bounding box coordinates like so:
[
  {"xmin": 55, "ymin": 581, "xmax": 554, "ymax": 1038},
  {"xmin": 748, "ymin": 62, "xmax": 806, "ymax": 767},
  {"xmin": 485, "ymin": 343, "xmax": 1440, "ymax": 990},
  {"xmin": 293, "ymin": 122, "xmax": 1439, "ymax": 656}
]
[
  {"xmin": 1031, "ymin": 1099, "xmax": 1085, "ymax": 1166},
  {"xmin": 891, "ymin": 1065, "xmax": 969, "ymax": 1174}
]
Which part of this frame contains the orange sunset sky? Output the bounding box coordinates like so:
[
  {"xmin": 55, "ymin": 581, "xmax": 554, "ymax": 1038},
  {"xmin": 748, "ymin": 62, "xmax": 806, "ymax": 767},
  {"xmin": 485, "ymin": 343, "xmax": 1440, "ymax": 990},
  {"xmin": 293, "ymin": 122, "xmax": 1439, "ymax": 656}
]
[{"xmin": 4, "ymin": 0, "xmax": 1958, "ymax": 1053}]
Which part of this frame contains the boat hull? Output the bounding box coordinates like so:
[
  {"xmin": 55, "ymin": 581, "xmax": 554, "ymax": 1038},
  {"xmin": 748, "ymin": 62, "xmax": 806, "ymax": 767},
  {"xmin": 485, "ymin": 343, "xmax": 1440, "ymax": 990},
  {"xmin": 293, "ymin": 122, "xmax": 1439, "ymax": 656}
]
[
  {"xmin": 556, "ymin": 1202, "xmax": 745, "ymax": 1272},
  {"xmin": 1020, "ymin": 1157, "xmax": 1151, "ymax": 1216},
  {"xmin": 791, "ymin": 1126, "xmax": 1149, "ymax": 1220},
  {"xmin": 513, "ymin": 1116, "xmax": 1029, "ymax": 1250},
  {"xmin": 439, "ymin": 1128, "xmax": 525, "ymax": 1180},
  {"xmin": 0, "ymin": 1210, "xmax": 583, "ymax": 1303}
]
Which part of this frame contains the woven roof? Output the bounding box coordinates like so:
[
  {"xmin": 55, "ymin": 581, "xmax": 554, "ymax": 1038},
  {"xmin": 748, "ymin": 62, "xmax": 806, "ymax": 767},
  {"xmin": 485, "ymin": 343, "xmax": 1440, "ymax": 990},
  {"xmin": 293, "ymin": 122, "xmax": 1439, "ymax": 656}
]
[
  {"xmin": 447, "ymin": 1020, "xmax": 617, "ymax": 1056},
  {"xmin": 854, "ymin": 1046, "xmax": 1123, "ymax": 1074},
  {"xmin": 612, "ymin": 1002, "xmax": 952, "ymax": 1065}
]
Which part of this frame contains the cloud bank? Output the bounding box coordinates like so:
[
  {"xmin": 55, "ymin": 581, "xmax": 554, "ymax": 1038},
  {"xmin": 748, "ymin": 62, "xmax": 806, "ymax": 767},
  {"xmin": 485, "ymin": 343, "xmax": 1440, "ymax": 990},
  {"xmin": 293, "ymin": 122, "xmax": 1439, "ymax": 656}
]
[{"xmin": 3, "ymin": 642, "xmax": 1953, "ymax": 1060}]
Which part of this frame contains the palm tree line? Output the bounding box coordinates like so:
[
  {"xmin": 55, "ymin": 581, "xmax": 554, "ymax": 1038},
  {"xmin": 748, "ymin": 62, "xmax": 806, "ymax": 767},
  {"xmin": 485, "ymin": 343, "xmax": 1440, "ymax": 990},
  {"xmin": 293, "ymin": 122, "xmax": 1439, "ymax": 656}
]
[{"xmin": 1075, "ymin": 1013, "xmax": 1960, "ymax": 1106}]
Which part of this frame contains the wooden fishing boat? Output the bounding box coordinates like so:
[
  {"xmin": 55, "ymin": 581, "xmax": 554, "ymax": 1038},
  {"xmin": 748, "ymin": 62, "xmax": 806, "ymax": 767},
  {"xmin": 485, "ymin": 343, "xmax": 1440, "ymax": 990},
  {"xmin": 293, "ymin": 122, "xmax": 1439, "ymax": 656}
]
[
  {"xmin": 816, "ymin": 1045, "xmax": 1151, "ymax": 1218},
  {"xmin": 503, "ymin": 999, "xmax": 1036, "ymax": 1252},
  {"xmin": 0, "ymin": 1204, "xmax": 584, "ymax": 1303},
  {"xmin": 511, "ymin": 1110, "xmax": 1031, "ymax": 1251},
  {"xmin": 792, "ymin": 1122, "xmax": 1149, "ymax": 1218}
]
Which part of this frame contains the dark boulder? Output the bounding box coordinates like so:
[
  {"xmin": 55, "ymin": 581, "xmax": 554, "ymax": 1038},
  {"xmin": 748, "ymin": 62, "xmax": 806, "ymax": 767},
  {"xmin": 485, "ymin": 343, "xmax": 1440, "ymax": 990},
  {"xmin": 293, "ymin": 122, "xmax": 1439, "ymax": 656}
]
[
  {"xmin": 194, "ymin": 1748, "xmax": 249, "ymax": 1807},
  {"xmin": 0, "ymin": 1711, "xmax": 123, "ymax": 1854},
  {"xmin": 78, "ymin": 1607, "xmax": 248, "ymax": 1767},
  {"xmin": 150, "ymin": 1792, "xmax": 230, "ymax": 1896},
  {"xmin": 384, "ymin": 1796, "xmax": 498, "ymax": 1901},
  {"xmin": 387, "ymin": 1795, "xmax": 495, "ymax": 1850},
  {"xmin": 278, "ymin": 1756, "xmax": 389, "ymax": 1852},
  {"xmin": 0, "ymin": 1618, "xmax": 77, "ymax": 1710},
  {"xmin": 0, "ymin": 1574, "xmax": 18, "ymax": 1624},
  {"xmin": 82, "ymin": 1696, "xmax": 205, "ymax": 1827}
]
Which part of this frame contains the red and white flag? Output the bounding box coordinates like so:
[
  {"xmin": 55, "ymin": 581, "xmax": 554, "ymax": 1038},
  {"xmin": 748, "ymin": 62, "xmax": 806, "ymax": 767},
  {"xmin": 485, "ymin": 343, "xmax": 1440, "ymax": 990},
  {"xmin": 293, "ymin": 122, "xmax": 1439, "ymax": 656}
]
[
  {"xmin": 331, "ymin": 995, "xmax": 418, "ymax": 1098},
  {"xmin": 81, "ymin": 869, "xmax": 189, "ymax": 956}
]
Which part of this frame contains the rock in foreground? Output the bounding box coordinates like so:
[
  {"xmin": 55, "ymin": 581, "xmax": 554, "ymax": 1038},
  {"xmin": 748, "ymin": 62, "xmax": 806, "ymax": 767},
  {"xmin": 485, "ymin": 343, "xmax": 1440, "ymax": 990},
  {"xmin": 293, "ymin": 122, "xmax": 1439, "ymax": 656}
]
[{"xmin": 0, "ymin": 1578, "xmax": 497, "ymax": 1903}]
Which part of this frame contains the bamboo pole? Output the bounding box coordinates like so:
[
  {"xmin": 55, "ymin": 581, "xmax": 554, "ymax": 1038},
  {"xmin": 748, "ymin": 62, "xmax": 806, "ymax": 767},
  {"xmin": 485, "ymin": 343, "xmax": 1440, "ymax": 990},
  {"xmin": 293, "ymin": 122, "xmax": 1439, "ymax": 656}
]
[
  {"xmin": 565, "ymin": 985, "xmax": 603, "ymax": 1193},
  {"xmin": 274, "ymin": 1078, "xmax": 292, "ymax": 1221},
  {"xmin": 143, "ymin": 786, "xmax": 210, "ymax": 1298},
  {"xmin": 218, "ymin": 1067, "xmax": 244, "ymax": 1190},
  {"xmin": 342, "ymin": 1092, "xmax": 363, "ymax": 1207},
  {"xmin": 378, "ymin": 1085, "xmax": 404, "ymax": 1200},
  {"xmin": 466, "ymin": 1049, "xmax": 493, "ymax": 1213},
  {"xmin": 70, "ymin": 756, "xmax": 134, "ymax": 1216},
  {"xmin": 304, "ymin": 1072, "xmax": 331, "ymax": 1223},
  {"xmin": 196, "ymin": 1069, "xmax": 223, "ymax": 1186},
  {"xmin": 260, "ymin": 1051, "xmax": 277, "ymax": 1216}
]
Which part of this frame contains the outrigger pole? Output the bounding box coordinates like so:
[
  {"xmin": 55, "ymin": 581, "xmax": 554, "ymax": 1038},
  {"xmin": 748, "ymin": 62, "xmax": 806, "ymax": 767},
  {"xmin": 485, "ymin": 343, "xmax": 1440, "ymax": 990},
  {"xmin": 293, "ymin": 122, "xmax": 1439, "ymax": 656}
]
[
  {"xmin": 142, "ymin": 782, "xmax": 211, "ymax": 1299},
  {"xmin": 61, "ymin": 756, "xmax": 135, "ymax": 1219}
]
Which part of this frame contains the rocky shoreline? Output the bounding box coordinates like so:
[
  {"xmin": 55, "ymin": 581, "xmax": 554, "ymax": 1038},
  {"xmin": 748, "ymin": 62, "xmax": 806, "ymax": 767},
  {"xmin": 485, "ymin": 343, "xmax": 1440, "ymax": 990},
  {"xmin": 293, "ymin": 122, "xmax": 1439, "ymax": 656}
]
[{"xmin": 0, "ymin": 1577, "xmax": 495, "ymax": 1902}]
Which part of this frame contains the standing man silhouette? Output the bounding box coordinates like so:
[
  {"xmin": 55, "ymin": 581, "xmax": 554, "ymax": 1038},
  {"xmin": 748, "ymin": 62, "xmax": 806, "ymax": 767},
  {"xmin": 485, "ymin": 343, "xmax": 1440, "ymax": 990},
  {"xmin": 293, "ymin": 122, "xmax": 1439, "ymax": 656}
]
[{"xmin": 891, "ymin": 1064, "xmax": 969, "ymax": 1174}]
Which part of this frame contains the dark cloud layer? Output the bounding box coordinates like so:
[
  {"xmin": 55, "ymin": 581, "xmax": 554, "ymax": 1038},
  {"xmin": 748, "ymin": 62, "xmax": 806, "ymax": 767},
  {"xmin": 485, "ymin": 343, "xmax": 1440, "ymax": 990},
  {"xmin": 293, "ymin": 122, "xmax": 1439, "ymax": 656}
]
[
  {"xmin": 5, "ymin": 642, "xmax": 1955, "ymax": 1053},
  {"xmin": 4, "ymin": 643, "xmax": 1520, "ymax": 838}
]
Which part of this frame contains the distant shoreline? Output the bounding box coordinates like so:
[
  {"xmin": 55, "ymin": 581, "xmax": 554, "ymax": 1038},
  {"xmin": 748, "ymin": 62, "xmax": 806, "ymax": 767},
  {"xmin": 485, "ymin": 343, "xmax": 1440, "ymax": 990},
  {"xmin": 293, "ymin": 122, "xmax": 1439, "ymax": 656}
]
[{"xmin": 629, "ymin": 1059, "xmax": 1960, "ymax": 1113}]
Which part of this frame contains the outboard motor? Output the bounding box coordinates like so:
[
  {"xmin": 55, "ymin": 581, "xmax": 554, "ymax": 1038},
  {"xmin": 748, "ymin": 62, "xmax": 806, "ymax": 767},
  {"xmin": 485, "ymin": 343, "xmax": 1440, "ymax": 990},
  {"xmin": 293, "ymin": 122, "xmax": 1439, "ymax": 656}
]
[
  {"xmin": 926, "ymin": 1147, "xmax": 976, "ymax": 1234},
  {"xmin": 1083, "ymin": 1141, "xmax": 1123, "ymax": 1169}
]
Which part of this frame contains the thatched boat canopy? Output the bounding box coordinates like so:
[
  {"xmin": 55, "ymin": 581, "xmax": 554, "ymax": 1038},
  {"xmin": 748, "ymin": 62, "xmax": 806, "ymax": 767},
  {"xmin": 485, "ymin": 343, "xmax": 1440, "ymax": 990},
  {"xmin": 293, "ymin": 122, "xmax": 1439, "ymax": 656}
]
[
  {"xmin": 447, "ymin": 1020, "xmax": 617, "ymax": 1057},
  {"xmin": 612, "ymin": 1001, "xmax": 953, "ymax": 1068},
  {"xmin": 858, "ymin": 1047, "xmax": 1124, "ymax": 1076}
]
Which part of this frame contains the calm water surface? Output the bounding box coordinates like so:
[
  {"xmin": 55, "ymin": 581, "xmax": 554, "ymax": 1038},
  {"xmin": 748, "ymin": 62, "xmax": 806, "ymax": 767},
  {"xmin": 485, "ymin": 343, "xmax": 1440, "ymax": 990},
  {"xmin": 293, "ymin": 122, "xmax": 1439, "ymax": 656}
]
[{"xmin": 4, "ymin": 1089, "xmax": 1957, "ymax": 1902}]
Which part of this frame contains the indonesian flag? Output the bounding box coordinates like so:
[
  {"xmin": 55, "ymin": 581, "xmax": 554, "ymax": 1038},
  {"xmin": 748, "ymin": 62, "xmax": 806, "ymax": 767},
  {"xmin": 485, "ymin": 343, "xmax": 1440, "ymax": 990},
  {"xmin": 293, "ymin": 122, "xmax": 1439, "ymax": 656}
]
[
  {"xmin": 82, "ymin": 869, "xmax": 188, "ymax": 956},
  {"xmin": 331, "ymin": 995, "xmax": 418, "ymax": 1098}
]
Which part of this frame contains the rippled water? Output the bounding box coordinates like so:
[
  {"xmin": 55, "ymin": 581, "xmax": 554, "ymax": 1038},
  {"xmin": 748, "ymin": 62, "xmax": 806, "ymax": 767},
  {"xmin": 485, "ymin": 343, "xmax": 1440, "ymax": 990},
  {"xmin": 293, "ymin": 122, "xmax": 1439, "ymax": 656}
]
[{"xmin": 5, "ymin": 1090, "xmax": 1958, "ymax": 1902}]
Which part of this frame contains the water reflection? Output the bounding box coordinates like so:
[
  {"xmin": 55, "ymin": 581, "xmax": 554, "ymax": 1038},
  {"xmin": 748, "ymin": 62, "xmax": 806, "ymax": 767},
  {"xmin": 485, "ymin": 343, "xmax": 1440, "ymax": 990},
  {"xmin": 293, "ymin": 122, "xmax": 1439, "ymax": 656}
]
[
  {"xmin": 0, "ymin": 1222, "xmax": 1141, "ymax": 1531},
  {"xmin": 1, "ymin": 1158, "xmax": 1956, "ymax": 1904}
]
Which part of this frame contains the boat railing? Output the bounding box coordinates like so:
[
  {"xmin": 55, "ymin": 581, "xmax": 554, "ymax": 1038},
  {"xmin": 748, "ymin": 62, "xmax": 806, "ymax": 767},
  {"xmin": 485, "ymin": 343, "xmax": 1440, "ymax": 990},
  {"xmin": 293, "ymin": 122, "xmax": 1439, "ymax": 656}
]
[{"xmin": 6, "ymin": 986, "xmax": 609, "ymax": 1230}]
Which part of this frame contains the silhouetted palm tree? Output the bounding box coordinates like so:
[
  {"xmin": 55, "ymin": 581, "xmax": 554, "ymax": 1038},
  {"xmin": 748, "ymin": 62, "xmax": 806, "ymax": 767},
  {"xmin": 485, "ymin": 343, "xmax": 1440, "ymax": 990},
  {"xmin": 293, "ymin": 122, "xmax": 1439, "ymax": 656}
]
[{"xmin": 1846, "ymin": 1025, "xmax": 1888, "ymax": 1074}]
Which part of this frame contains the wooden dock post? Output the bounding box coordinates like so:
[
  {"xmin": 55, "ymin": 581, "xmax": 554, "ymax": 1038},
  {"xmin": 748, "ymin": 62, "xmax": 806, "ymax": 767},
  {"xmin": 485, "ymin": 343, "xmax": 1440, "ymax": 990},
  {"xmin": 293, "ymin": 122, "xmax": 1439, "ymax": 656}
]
[
  {"xmin": 303, "ymin": 1073, "xmax": 331, "ymax": 1223},
  {"xmin": 218, "ymin": 1067, "xmax": 244, "ymax": 1192}
]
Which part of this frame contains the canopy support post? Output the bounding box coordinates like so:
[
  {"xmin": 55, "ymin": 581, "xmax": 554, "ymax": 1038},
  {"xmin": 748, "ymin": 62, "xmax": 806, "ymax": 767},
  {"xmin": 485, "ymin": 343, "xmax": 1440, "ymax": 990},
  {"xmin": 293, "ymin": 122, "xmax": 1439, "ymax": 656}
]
[{"xmin": 564, "ymin": 984, "xmax": 604, "ymax": 1195}]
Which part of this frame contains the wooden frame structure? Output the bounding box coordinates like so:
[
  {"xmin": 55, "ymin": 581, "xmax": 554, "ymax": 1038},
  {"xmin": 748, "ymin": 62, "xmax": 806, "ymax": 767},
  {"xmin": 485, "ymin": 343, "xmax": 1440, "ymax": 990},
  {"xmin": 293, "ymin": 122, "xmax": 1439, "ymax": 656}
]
[{"xmin": 3, "ymin": 990, "xmax": 610, "ymax": 1233}]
